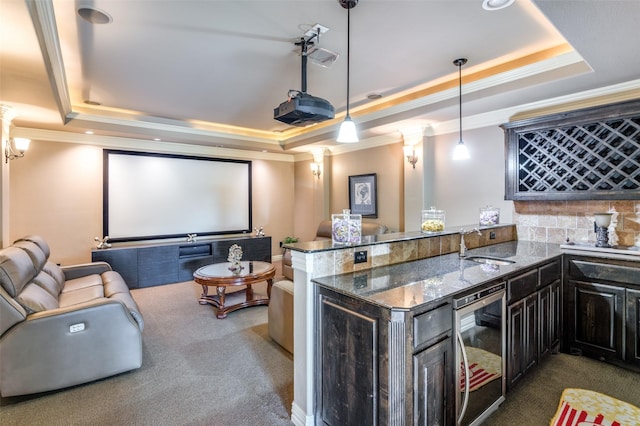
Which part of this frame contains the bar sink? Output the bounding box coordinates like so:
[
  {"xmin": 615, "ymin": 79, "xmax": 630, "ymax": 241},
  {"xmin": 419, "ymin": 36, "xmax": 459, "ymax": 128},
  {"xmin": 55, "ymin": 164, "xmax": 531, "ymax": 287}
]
[{"xmin": 465, "ymin": 256, "xmax": 515, "ymax": 266}]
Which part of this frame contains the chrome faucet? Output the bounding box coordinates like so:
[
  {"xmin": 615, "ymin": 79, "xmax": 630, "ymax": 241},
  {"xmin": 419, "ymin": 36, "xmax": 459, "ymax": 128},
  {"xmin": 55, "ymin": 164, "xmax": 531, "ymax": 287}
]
[{"xmin": 459, "ymin": 228, "xmax": 482, "ymax": 257}]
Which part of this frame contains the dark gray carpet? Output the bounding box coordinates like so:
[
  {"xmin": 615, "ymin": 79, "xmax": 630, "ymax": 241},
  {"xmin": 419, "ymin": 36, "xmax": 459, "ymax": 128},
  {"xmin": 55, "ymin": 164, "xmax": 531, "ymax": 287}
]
[
  {"xmin": 0, "ymin": 281, "xmax": 293, "ymax": 425},
  {"xmin": 484, "ymin": 352, "xmax": 640, "ymax": 425}
]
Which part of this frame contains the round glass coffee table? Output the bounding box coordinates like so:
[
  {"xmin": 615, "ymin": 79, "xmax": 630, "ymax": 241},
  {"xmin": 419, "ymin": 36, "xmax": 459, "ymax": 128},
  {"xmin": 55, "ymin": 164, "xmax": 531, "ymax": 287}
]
[{"xmin": 193, "ymin": 261, "xmax": 275, "ymax": 319}]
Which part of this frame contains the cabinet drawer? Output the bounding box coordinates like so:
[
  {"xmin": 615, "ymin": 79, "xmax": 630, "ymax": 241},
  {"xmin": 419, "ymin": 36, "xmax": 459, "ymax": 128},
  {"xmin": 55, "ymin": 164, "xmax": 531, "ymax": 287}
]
[
  {"xmin": 414, "ymin": 303, "xmax": 451, "ymax": 349},
  {"xmin": 507, "ymin": 269, "xmax": 537, "ymax": 304},
  {"xmin": 569, "ymin": 260, "xmax": 640, "ymax": 286},
  {"xmin": 539, "ymin": 259, "xmax": 560, "ymax": 288}
]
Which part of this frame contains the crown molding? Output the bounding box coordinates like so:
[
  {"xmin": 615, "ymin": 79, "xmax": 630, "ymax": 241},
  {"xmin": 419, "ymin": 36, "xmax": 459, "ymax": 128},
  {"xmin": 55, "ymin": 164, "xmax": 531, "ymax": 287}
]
[
  {"xmin": 14, "ymin": 128, "xmax": 294, "ymax": 162},
  {"xmin": 27, "ymin": 0, "xmax": 72, "ymax": 123},
  {"xmin": 430, "ymin": 79, "xmax": 640, "ymax": 136}
]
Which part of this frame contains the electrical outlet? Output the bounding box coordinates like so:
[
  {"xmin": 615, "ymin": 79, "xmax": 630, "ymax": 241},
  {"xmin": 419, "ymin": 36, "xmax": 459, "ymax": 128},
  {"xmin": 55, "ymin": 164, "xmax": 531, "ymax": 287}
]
[
  {"xmin": 354, "ymin": 250, "xmax": 367, "ymax": 264},
  {"xmin": 490, "ymin": 232, "xmax": 496, "ymax": 240},
  {"xmin": 69, "ymin": 323, "xmax": 85, "ymax": 333}
]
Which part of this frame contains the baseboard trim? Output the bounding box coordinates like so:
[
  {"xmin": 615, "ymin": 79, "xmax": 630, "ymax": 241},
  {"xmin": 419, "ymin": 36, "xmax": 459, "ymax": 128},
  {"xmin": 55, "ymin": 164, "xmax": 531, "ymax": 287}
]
[{"xmin": 291, "ymin": 402, "xmax": 314, "ymax": 426}]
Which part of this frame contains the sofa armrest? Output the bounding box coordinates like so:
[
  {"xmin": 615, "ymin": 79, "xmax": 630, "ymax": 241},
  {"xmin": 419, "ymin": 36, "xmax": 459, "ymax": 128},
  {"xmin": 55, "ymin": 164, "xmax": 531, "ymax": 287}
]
[
  {"xmin": 0, "ymin": 299, "xmax": 142, "ymax": 397},
  {"xmin": 61, "ymin": 262, "xmax": 113, "ymax": 280}
]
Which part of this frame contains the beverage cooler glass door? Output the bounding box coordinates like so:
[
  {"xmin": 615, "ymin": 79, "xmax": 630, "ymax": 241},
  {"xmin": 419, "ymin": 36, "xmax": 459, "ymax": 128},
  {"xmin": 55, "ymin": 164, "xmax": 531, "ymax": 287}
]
[{"xmin": 454, "ymin": 288, "xmax": 506, "ymax": 426}]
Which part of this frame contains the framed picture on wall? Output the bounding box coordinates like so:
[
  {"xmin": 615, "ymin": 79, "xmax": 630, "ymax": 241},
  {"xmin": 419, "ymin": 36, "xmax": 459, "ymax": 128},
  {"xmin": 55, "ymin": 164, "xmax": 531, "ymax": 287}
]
[{"xmin": 349, "ymin": 173, "xmax": 377, "ymax": 218}]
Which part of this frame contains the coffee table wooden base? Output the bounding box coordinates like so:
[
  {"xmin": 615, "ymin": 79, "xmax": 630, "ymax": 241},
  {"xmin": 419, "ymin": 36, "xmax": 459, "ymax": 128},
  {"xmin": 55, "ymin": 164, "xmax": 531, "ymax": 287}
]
[
  {"xmin": 193, "ymin": 261, "xmax": 275, "ymax": 319},
  {"xmin": 198, "ymin": 282, "xmax": 273, "ymax": 319}
]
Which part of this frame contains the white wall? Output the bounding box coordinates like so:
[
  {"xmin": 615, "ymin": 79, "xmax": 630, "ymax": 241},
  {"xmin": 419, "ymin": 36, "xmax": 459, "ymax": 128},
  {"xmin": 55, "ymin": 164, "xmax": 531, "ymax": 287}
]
[{"xmin": 426, "ymin": 125, "xmax": 514, "ymax": 228}]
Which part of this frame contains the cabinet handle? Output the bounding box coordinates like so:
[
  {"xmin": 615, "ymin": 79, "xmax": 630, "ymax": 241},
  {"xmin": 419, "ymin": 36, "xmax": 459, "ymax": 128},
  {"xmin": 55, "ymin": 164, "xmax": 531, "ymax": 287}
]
[{"xmin": 457, "ymin": 331, "xmax": 471, "ymax": 425}]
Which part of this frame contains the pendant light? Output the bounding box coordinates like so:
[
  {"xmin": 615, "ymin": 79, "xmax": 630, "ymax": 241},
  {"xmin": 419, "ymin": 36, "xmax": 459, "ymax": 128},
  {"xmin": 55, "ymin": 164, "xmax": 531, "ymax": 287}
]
[
  {"xmin": 337, "ymin": 0, "xmax": 359, "ymax": 143},
  {"xmin": 452, "ymin": 58, "xmax": 470, "ymax": 160}
]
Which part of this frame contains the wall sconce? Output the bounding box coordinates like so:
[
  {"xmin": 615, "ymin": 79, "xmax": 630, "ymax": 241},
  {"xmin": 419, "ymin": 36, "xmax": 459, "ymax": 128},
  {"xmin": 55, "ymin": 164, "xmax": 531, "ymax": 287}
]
[
  {"xmin": 403, "ymin": 145, "xmax": 418, "ymax": 169},
  {"xmin": 310, "ymin": 162, "xmax": 321, "ymax": 179},
  {"xmin": 5, "ymin": 137, "xmax": 31, "ymax": 163}
]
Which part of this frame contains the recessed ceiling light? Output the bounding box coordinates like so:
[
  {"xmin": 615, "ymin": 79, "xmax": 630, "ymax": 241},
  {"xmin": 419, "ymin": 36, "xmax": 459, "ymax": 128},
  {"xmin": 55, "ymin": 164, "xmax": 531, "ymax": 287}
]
[
  {"xmin": 85, "ymin": 130, "xmax": 94, "ymax": 135},
  {"xmin": 367, "ymin": 93, "xmax": 383, "ymax": 100},
  {"xmin": 77, "ymin": 7, "xmax": 113, "ymax": 24},
  {"xmin": 482, "ymin": 0, "xmax": 514, "ymax": 11}
]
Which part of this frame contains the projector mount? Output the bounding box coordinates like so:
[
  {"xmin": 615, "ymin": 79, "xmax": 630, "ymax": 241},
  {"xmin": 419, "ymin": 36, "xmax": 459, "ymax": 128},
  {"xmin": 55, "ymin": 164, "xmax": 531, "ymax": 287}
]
[{"xmin": 288, "ymin": 28, "xmax": 323, "ymax": 100}]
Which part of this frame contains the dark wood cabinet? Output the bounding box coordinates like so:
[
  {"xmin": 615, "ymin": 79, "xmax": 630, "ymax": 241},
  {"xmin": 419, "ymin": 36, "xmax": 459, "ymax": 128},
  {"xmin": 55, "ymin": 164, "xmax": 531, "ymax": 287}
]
[
  {"xmin": 506, "ymin": 259, "xmax": 561, "ymax": 391},
  {"xmin": 413, "ymin": 337, "xmax": 452, "ymax": 426},
  {"xmin": 315, "ymin": 286, "xmax": 453, "ymax": 425},
  {"xmin": 92, "ymin": 236, "xmax": 271, "ymax": 288},
  {"xmin": 538, "ymin": 280, "xmax": 560, "ymax": 360},
  {"xmin": 507, "ymin": 292, "xmax": 537, "ymax": 389},
  {"xmin": 563, "ymin": 255, "xmax": 640, "ymax": 372},
  {"xmin": 319, "ymin": 297, "xmax": 377, "ymax": 426},
  {"xmin": 566, "ymin": 280, "xmax": 625, "ymax": 361},
  {"xmin": 627, "ymin": 289, "xmax": 640, "ymax": 368}
]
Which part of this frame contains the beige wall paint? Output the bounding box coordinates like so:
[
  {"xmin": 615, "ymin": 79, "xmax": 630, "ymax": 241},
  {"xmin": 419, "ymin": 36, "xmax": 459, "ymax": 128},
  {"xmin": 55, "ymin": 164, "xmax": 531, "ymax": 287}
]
[
  {"xmin": 427, "ymin": 126, "xmax": 514, "ymax": 228},
  {"xmin": 293, "ymin": 158, "xmax": 327, "ymax": 243},
  {"xmin": 9, "ymin": 140, "xmax": 103, "ymax": 265},
  {"xmin": 329, "ymin": 142, "xmax": 404, "ymax": 233},
  {"xmin": 8, "ymin": 140, "xmax": 295, "ymax": 265}
]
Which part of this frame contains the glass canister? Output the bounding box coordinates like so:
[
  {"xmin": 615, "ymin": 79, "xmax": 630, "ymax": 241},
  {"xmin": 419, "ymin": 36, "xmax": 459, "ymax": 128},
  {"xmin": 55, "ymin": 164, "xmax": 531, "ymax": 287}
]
[
  {"xmin": 332, "ymin": 209, "xmax": 362, "ymax": 244},
  {"xmin": 479, "ymin": 205, "xmax": 500, "ymax": 226},
  {"xmin": 421, "ymin": 207, "xmax": 446, "ymax": 233}
]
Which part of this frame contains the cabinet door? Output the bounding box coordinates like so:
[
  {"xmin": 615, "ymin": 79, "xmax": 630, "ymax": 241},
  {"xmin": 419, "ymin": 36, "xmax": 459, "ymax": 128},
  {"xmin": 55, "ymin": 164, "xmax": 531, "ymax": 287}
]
[
  {"xmin": 627, "ymin": 289, "xmax": 640, "ymax": 367},
  {"xmin": 319, "ymin": 296, "xmax": 377, "ymax": 426},
  {"xmin": 92, "ymin": 248, "xmax": 139, "ymax": 288},
  {"xmin": 507, "ymin": 300, "xmax": 524, "ymax": 390},
  {"xmin": 507, "ymin": 293, "xmax": 538, "ymax": 390},
  {"xmin": 414, "ymin": 337, "xmax": 453, "ymax": 426},
  {"xmin": 138, "ymin": 245, "xmax": 179, "ymax": 287},
  {"xmin": 539, "ymin": 280, "xmax": 561, "ymax": 360},
  {"xmin": 244, "ymin": 237, "xmax": 272, "ymax": 262},
  {"xmin": 567, "ymin": 280, "xmax": 625, "ymax": 362},
  {"xmin": 523, "ymin": 293, "xmax": 538, "ymax": 373}
]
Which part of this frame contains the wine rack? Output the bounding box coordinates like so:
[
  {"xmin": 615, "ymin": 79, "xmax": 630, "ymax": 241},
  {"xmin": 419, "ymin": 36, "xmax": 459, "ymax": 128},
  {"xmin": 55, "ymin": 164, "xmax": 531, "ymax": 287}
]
[{"xmin": 503, "ymin": 99, "xmax": 640, "ymax": 200}]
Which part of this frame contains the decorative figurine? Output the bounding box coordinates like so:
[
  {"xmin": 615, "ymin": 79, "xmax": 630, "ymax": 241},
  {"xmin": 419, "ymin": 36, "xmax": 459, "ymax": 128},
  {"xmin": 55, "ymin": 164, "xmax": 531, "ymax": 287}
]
[
  {"xmin": 187, "ymin": 233, "xmax": 197, "ymax": 243},
  {"xmin": 227, "ymin": 243, "xmax": 244, "ymax": 274},
  {"xmin": 94, "ymin": 236, "xmax": 111, "ymax": 249},
  {"xmin": 593, "ymin": 212, "xmax": 613, "ymax": 248},
  {"xmin": 254, "ymin": 226, "xmax": 265, "ymax": 237}
]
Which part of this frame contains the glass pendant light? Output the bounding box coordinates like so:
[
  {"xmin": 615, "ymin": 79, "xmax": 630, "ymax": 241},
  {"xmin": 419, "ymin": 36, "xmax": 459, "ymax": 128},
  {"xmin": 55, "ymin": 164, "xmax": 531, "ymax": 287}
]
[
  {"xmin": 337, "ymin": 0, "xmax": 359, "ymax": 143},
  {"xmin": 452, "ymin": 58, "xmax": 470, "ymax": 160}
]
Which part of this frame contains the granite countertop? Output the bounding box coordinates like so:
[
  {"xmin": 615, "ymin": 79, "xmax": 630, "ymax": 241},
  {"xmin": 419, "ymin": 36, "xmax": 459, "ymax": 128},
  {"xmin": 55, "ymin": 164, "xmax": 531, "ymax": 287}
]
[
  {"xmin": 312, "ymin": 240, "xmax": 562, "ymax": 311},
  {"xmin": 283, "ymin": 223, "xmax": 512, "ymax": 254}
]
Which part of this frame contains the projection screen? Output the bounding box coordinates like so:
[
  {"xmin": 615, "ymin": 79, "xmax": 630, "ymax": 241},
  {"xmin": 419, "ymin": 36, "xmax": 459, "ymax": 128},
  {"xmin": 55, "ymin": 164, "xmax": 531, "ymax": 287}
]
[{"xmin": 104, "ymin": 150, "xmax": 252, "ymax": 242}]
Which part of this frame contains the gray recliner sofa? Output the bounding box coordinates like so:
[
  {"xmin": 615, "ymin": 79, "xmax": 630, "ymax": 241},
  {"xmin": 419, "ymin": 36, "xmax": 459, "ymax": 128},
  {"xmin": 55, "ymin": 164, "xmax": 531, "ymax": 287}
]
[{"xmin": 0, "ymin": 235, "xmax": 144, "ymax": 397}]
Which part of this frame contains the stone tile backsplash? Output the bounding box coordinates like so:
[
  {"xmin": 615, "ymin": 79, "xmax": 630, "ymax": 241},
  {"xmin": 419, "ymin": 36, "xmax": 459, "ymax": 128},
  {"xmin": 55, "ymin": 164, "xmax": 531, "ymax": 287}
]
[{"xmin": 513, "ymin": 200, "xmax": 640, "ymax": 247}]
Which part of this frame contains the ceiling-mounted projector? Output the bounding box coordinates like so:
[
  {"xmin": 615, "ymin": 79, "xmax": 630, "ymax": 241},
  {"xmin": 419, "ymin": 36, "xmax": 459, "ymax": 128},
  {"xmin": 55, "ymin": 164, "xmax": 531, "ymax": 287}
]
[
  {"xmin": 274, "ymin": 93, "xmax": 335, "ymax": 126},
  {"xmin": 274, "ymin": 30, "xmax": 335, "ymax": 126}
]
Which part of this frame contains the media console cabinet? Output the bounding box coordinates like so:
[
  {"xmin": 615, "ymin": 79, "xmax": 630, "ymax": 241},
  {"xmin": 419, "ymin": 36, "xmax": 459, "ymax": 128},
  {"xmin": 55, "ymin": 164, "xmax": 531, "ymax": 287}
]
[{"xmin": 91, "ymin": 236, "xmax": 271, "ymax": 288}]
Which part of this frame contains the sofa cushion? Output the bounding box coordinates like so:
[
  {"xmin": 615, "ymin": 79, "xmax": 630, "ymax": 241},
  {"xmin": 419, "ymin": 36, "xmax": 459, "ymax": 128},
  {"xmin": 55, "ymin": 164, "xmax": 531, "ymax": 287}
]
[
  {"xmin": 13, "ymin": 240, "xmax": 48, "ymax": 272},
  {"xmin": 59, "ymin": 285, "xmax": 105, "ymax": 308},
  {"xmin": 14, "ymin": 235, "xmax": 51, "ymax": 258},
  {"xmin": 43, "ymin": 261, "xmax": 65, "ymax": 291},
  {"xmin": 15, "ymin": 283, "xmax": 59, "ymax": 314},
  {"xmin": 0, "ymin": 247, "xmax": 37, "ymax": 297},
  {"xmin": 62, "ymin": 274, "xmax": 103, "ymax": 293},
  {"xmin": 102, "ymin": 271, "xmax": 131, "ymax": 297},
  {"xmin": 32, "ymin": 271, "xmax": 62, "ymax": 298}
]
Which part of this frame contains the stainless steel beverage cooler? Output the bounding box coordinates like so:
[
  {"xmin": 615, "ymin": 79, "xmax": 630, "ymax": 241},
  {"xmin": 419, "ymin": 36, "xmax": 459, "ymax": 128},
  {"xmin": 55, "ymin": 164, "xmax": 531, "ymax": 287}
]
[{"xmin": 454, "ymin": 283, "xmax": 506, "ymax": 425}]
